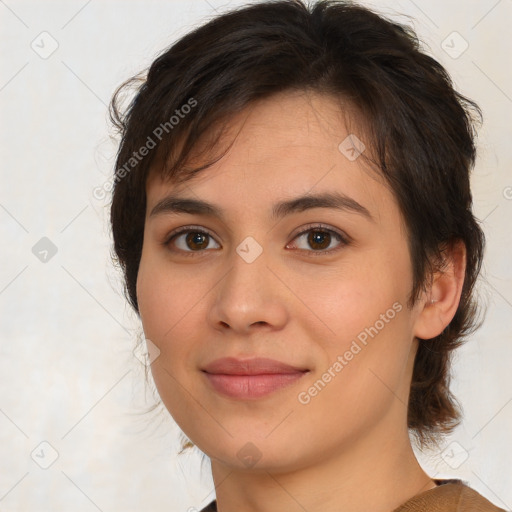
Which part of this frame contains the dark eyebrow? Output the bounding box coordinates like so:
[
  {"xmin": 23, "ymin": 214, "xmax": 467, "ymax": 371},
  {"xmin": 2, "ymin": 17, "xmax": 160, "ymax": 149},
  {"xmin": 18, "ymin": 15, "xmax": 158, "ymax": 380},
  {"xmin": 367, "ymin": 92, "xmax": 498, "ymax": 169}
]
[{"xmin": 149, "ymin": 191, "xmax": 373, "ymax": 222}]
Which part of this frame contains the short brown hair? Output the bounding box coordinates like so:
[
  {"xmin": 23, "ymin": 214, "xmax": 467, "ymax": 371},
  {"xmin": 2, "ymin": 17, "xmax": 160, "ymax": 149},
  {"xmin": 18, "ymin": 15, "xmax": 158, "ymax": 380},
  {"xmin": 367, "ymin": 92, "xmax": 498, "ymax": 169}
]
[{"xmin": 109, "ymin": 0, "xmax": 485, "ymax": 446}]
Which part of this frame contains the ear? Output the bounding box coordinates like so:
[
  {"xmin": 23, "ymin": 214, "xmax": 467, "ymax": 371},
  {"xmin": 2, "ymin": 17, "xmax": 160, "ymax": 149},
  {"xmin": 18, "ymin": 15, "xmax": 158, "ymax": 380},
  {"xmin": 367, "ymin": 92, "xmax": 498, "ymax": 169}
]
[{"xmin": 413, "ymin": 240, "xmax": 467, "ymax": 340}]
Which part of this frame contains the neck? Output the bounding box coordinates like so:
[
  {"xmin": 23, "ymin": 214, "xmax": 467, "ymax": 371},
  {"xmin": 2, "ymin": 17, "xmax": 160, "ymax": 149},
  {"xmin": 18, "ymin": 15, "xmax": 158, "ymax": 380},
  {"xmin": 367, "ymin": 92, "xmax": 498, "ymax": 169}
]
[{"xmin": 209, "ymin": 421, "xmax": 434, "ymax": 512}]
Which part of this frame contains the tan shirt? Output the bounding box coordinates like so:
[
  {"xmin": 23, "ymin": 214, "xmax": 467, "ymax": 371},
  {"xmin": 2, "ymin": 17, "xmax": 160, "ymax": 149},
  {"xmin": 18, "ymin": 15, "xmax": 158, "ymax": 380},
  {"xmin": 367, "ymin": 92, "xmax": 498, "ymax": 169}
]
[{"xmin": 198, "ymin": 480, "xmax": 508, "ymax": 511}]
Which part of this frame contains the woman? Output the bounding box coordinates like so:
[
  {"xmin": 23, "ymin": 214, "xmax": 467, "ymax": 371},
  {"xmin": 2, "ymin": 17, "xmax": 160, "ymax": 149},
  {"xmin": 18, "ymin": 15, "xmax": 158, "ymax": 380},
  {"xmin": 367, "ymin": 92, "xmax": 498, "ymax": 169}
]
[{"xmin": 108, "ymin": 1, "xmax": 506, "ymax": 510}]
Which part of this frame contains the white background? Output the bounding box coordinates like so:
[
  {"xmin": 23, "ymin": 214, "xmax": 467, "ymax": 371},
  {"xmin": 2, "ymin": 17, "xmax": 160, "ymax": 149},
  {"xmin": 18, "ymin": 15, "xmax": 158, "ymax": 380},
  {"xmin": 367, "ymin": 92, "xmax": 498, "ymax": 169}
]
[{"xmin": 1, "ymin": 0, "xmax": 511, "ymax": 510}]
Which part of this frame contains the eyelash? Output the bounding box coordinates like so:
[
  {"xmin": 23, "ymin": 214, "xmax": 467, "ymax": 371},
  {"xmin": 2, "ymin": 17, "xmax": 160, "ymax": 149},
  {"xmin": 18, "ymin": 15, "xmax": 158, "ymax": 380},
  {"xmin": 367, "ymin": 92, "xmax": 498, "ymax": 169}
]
[{"xmin": 163, "ymin": 223, "xmax": 350, "ymax": 257}]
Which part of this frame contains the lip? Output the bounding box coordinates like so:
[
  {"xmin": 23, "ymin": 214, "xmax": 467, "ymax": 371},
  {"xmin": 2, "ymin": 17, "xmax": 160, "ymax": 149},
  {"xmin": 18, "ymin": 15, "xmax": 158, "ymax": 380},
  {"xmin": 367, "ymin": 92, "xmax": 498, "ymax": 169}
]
[
  {"xmin": 202, "ymin": 357, "xmax": 309, "ymax": 399},
  {"xmin": 202, "ymin": 357, "xmax": 308, "ymax": 375}
]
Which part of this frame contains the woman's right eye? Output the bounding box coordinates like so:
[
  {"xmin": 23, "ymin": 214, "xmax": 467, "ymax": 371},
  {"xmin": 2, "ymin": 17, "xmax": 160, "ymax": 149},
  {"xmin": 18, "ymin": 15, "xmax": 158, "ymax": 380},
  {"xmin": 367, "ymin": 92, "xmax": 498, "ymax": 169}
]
[{"xmin": 164, "ymin": 227, "xmax": 221, "ymax": 254}]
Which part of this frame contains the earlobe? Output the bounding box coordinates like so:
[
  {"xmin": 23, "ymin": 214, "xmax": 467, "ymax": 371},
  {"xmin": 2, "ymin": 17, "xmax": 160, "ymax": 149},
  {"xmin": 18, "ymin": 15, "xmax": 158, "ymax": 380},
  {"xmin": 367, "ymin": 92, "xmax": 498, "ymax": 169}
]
[{"xmin": 413, "ymin": 241, "xmax": 467, "ymax": 340}]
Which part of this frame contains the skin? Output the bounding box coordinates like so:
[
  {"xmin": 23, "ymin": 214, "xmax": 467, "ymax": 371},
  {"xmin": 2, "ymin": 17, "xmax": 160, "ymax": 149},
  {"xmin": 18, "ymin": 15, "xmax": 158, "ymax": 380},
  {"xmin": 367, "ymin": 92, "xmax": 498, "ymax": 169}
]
[{"xmin": 136, "ymin": 90, "xmax": 466, "ymax": 512}]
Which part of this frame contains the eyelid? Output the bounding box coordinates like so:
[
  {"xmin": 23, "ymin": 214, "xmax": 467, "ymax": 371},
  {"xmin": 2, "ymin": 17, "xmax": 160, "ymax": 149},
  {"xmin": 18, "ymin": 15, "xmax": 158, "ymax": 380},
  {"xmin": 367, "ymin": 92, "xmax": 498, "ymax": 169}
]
[
  {"xmin": 287, "ymin": 223, "xmax": 350, "ymax": 255},
  {"xmin": 164, "ymin": 224, "xmax": 219, "ymax": 250},
  {"xmin": 165, "ymin": 224, "xmax": 215, "ymax": 241},
  {"xmin": 289, "ymin": 223, "xmax": 349, "ymax": 242}
]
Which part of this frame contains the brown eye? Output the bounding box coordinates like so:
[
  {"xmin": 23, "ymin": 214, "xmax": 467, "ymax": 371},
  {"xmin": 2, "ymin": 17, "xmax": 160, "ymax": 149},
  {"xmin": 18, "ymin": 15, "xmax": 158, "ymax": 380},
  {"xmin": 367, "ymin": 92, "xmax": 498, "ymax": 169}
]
[
  {"xmin": 184, "ymin": 232, "xmax": 210, "ymax": 251},
  {"xmin": 166, "ymin": 227, "xmax": 220, "ymax": 253},
  {"xmin": 307, "ymin": 229, "xmax": 332, "ymax": 250},
  {"xmin": 288, "ymin": 225, "xmax": 348, "ymax": 255}
]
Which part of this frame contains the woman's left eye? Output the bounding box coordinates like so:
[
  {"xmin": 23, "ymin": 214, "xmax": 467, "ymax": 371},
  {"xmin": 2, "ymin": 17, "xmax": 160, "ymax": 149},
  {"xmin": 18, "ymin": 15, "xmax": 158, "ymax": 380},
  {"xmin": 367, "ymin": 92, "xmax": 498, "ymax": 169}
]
[
  {"xmin": 164, "ymin": 224, "xmax": 348, "ymax": 256},
  {"xmin": 287, "ymin": 225, "xmax": 348, "ymax": 255}
]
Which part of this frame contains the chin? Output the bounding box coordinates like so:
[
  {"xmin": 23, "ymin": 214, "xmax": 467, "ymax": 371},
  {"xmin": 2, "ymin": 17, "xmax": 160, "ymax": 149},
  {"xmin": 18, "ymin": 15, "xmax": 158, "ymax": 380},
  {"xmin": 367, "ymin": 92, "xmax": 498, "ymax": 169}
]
[{"xmin": 198, "ymin": 432, "xmax": 316, "ymax": 474}]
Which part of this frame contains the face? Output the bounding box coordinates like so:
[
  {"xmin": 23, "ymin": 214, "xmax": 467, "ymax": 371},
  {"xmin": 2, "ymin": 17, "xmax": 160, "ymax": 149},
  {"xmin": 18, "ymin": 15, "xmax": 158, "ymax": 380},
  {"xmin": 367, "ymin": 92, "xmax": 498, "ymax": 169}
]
[{"xmin": 136, "ymin": 91, "xmax": 425, "ymax": 472}]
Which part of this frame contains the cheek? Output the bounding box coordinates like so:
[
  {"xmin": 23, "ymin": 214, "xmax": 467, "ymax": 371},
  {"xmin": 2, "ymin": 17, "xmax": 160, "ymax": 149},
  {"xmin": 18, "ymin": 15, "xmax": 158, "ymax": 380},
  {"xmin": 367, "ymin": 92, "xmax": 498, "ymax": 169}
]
[
  {"xmin": 295, "ymin": 257, "xmax": 413, "ymax": 406},
  {"xmin": 136, "ymin": 258, "xmax": 202, "ymax": 425},
  {"xmin": 137, "ymin": 253, "xmax": 202, "ymax": 343},
  {"xmin": 296, "ymin": 256, "xmax": 406, "ymax": 342},
  {"xmin": 136, "ymin": 254, "xmax": 212, "ymax": 391},
  {"xmin": 137, "ymin": 259, "xmax": 166, "ymax": 339}
]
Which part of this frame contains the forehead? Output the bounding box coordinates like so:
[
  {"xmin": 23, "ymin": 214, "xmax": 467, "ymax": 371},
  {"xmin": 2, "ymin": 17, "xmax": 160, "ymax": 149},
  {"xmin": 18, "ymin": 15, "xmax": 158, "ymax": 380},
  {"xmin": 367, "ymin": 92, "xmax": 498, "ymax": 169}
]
[{"xmin": 145, "ymin": 90, "xmax": 395, "ymax": 225}]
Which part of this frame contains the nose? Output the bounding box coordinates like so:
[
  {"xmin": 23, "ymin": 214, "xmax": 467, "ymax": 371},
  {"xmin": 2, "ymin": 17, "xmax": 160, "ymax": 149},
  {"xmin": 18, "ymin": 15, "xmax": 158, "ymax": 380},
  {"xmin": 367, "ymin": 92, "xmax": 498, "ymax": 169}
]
[{"xmin": 207, "ymin": 243, "xmax": 289, "ymax": 334}]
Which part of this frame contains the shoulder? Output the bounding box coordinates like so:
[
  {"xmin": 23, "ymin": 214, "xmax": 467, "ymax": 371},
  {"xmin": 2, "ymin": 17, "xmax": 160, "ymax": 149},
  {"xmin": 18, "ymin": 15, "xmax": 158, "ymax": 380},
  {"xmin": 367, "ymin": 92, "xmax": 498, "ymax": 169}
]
[
  {"xmin": 393, "ymin": 480, "xmax": 508, "ymax": 512},
  {"xmin": 198, "ymin": 481, "xmax": 508, "ymax": 512}
]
